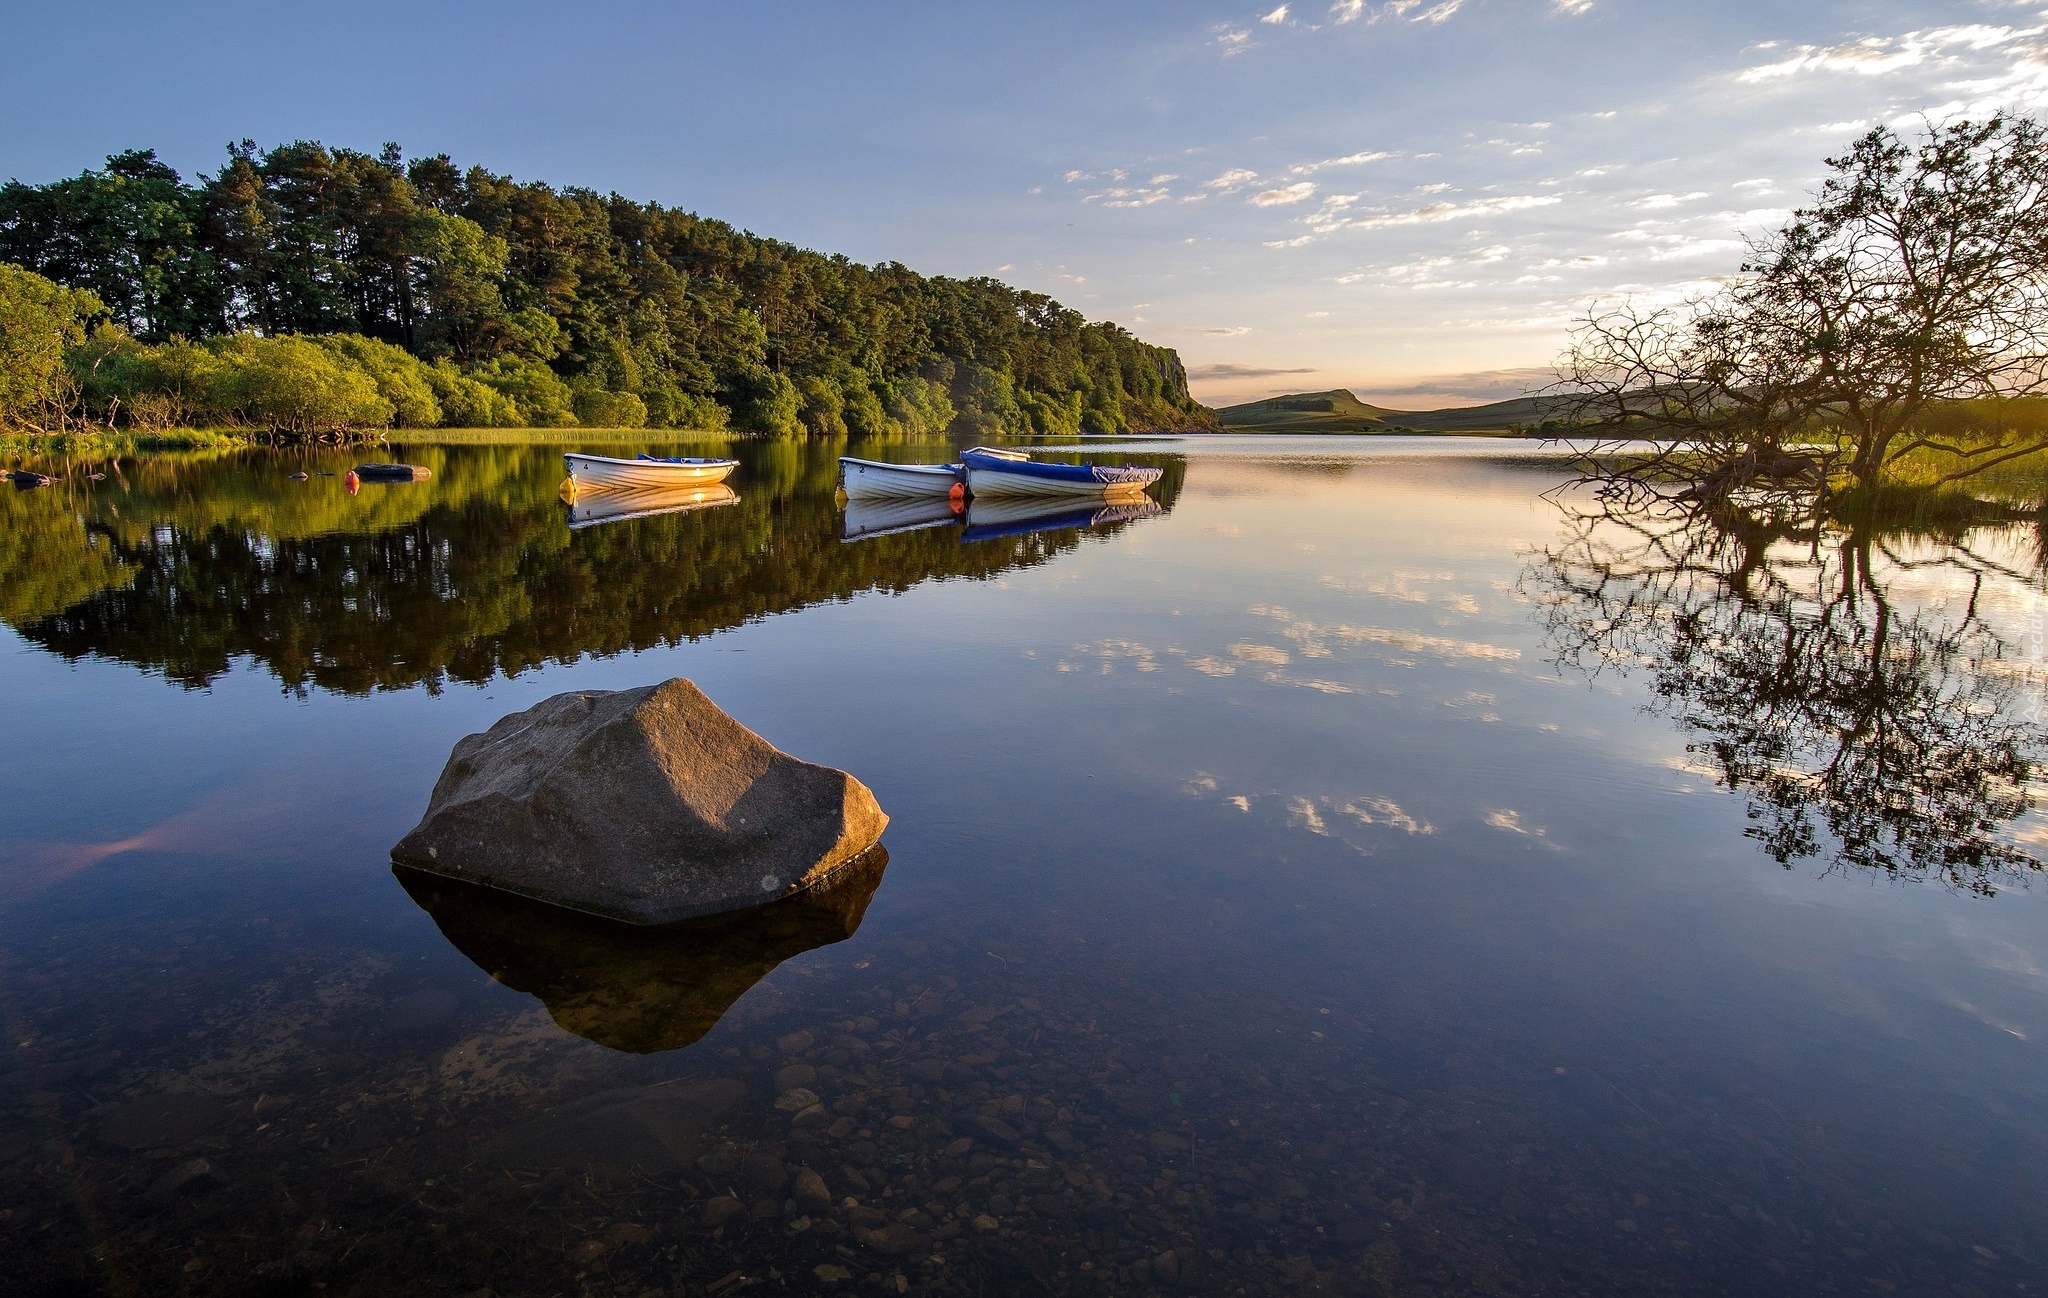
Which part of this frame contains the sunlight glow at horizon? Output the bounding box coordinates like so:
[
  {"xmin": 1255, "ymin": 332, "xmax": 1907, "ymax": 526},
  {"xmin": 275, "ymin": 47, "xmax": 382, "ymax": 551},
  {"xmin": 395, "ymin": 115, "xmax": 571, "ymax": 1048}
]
[{"xmin": 3, "ymin": 1, "xmax": 2045, "ymax": 409}]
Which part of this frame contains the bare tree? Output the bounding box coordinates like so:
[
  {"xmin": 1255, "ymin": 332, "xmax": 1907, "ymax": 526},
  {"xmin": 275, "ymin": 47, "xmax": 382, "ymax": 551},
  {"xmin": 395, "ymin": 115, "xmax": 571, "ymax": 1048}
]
[{"xmin": 1558, "ymin": 116, "xmax": 2048, "ymax": 509}]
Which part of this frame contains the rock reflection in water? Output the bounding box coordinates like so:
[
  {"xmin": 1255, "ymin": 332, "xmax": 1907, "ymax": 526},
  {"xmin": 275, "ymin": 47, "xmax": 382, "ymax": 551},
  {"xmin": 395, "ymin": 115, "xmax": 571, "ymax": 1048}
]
[
  {"xmin": 1532, "ymin": 506, "xmax": 2046, "ymax": 891},
  {"xmin": 393, "ymin": 846, "xmax": 888, "ymax": 1052}
]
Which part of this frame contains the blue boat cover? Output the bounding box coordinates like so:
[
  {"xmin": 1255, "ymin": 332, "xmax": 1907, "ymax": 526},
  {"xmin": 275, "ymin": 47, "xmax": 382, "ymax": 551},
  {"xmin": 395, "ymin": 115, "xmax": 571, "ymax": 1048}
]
[
  {"xmin": 960, "ymin": 449, "xmax": 1161, "ymax": 487},
  {"xmin": 635, "ymin": 454, "xmax": 730, "ymax": 464}
]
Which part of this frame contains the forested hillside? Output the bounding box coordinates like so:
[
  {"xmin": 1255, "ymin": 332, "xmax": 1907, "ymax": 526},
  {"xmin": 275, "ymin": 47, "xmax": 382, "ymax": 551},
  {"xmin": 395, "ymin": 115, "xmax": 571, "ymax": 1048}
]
[{"xmin": 0, "ymin": 143, "xmax": 1213, "ymax": 436}]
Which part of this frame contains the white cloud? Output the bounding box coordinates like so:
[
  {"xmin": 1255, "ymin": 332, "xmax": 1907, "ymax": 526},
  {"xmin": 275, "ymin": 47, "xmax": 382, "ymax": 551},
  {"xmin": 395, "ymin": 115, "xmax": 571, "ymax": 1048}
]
[
  {"xmin": 1204, "ymin": 167, "xmax": 1263, "ymax": 193},
  {"xmin": 1552, "ymin": 0, "xmax": 1593, "ymax": 14},
  {"xmin": 1251, "ymin": 181, "xmax": 1319, "ymax": 206},
  {"xmin": 1738, "ymin": 24, "xmax": 2043, "ymax": 84},
  {"xmin": 1635, "ymin": 191, "xmax": 1710, "ymax": 209},
  {"xmin": 1206, "ymin": 326, "xmax": 1255, "ymax": 335},
  {"xmin": 1291, "ymin": 150, "xmax": 1396, "ymax": 174},
  {"xmin": 1213, "ymin": 26, "xmax": 1254, "ymax": 54},
  {"xmin": 1486, "ymin": 808, "xmax": 1545, "ymax": 836},
  {"xmin": 1330, "ymin": 0, "xmax": 1366, "ymax": 22},
  {"xmin": 1261, "ymin": 4, "xmax": 1291, "ymax": 24},
  {"xmin": 1415, "ymin": 1, "xmax": 1464, "ymax": 25},
  {"xmin": 1338, "ymin": 797, "xmax": 1434, "ymax": 835},
  {"xmin": 1345, "ymin": 193, "xmax": 1562, "ymax": 231}
]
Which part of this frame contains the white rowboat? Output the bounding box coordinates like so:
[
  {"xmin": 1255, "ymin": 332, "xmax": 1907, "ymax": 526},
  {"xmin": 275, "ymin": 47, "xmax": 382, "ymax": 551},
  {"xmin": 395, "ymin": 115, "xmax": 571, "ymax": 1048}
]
[
  {"xmin": 564, "ymin": 452, "xmax": 739, "ymax": 492},
  {"xmin": 839, "ymin": 456, "xmax": 963, "ymax": 499}
]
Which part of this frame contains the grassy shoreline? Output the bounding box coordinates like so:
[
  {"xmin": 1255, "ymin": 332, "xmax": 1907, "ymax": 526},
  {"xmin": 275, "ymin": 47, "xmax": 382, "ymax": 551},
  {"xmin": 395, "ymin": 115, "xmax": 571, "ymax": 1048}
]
[{"xmin": 0, "ymin": 425, "xmax": 756, "ymax": 458}]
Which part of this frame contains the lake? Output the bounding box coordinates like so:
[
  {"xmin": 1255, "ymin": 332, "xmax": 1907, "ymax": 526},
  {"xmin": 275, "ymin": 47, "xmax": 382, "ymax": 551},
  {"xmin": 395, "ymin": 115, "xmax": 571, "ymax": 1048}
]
[{"xmin": 2, "ymin": 434, "xmax": 2044, "ymax": 1297}]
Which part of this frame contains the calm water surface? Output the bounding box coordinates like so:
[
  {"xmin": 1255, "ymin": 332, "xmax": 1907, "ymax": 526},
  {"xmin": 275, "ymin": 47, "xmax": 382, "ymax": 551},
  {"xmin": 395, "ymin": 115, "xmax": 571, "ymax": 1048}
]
[{"xmin": 2, "ymin": 435, "xmax": 2045, "ymax": 1297}]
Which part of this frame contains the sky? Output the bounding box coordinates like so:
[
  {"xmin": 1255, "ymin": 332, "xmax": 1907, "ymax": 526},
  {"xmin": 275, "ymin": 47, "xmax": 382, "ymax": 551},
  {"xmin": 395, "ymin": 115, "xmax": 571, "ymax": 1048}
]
[{"xmin": 6, "ymin": 1, "xmax": 2048, "ymax": 408}]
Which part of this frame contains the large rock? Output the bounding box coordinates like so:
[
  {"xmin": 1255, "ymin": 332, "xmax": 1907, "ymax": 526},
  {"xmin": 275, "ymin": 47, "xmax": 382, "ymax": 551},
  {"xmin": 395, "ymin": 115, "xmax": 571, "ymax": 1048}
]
[{"xmin": 391, "ymin": 678, "xmax": 887, "ymax": 924}]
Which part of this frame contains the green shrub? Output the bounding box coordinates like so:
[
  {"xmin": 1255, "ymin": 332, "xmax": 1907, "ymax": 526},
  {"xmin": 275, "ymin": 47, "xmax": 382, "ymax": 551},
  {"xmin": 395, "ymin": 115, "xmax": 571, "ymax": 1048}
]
[
  {"xmin": 424, "ymin": 361, "xmax": 521, "ymax": 427},
  {"xmin": 205, "ymin": 334, "xmax": 394, "ymax": 432},
  {"xmin": 314, "ymin": 335, "xmax": 442, "ymax": 427},
  {"xmin": 838, "ymin": 372, "xmax": 893, "ymax": 439},
  {"xmin": 1021, "ymin": 389, "xmax": 1083, "ymax": 437},
  {"xmin": 572, "ymin": 387, "xmax": 649, "ymax": 428},
  {"xmin": 0, "ymin": 262, "xmax": 105, "ymax": 429},
  {"xmin": 795, "ymin": 373, "xmax": 847, "ymax": 438},
  {"xmin": 882, "ymin": 374, "xmax": 956, "ymax": 439},
  {"xmin": 734, "ymin": 371, "xmax": 801, "ymax": 438},
  {"xmin": 642, "ymin": 387, "xmax": 729, "ymax": 431},
  {"xmin": 952, "ymin": 364, "xmax": 1024, "ymax": 438},
  {"xmin": 476, "ymin": 356, "xmax": 577, "ymax": 426}
]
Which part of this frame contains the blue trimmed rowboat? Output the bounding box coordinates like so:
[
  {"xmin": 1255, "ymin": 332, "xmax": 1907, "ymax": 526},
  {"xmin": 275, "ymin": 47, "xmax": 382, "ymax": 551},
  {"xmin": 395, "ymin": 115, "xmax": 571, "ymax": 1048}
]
[{"xmin": 960, "ymin": 448, "xmax": 1162, "ymax": 498}]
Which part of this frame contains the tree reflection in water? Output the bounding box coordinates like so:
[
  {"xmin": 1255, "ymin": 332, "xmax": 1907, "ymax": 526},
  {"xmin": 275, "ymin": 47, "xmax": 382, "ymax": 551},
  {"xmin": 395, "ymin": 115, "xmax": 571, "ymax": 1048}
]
[
  {"xmin": 1530, "ymin": 504, "xmax": 2047, "ymax": 892},
  {"xmin": 0, "ymin": 442, "xmax": 1179, "ymax": 695}
]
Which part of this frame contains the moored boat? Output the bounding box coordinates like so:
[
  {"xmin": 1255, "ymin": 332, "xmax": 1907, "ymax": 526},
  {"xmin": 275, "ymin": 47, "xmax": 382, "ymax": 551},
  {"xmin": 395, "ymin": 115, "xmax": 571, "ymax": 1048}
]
[
  {"xmin": 563, "ymin": 483, "xmax": 739, "ymax": 529},
  {"xmin": 564, "ymin": 452, "xmax": 739, "ymax": 492},
  {"xmin": 839, "ymin": 456, "xmax": 963, "ymax": 499},
  {"xmin": 960, "ymin": 448, "xmax": 1161, "ymax": 498}
]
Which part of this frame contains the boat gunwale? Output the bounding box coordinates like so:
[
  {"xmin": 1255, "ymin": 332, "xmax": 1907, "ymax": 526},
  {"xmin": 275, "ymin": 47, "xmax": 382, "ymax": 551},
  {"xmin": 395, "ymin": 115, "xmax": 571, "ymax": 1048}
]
[{"xmin": 565, "ymin": 452, "xmax": 740, "ymax": 470}]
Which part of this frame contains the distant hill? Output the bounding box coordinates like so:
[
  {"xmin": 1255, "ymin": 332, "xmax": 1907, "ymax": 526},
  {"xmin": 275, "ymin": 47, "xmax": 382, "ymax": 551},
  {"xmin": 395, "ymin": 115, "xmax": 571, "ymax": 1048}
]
[{"xmin": 1215, "ymin": 388, "xmax": 1568, "ymax": 434}]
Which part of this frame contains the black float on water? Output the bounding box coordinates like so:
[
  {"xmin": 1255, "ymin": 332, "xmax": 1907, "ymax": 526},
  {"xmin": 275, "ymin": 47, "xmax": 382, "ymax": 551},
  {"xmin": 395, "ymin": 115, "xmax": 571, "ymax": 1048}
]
[
  {"xmin": 8, "ymin": 470, "xmax": 56, "ymax": 488},
  {"xmin": 352, "ymin": 462, "xmax": 431, "ymax": 482}
]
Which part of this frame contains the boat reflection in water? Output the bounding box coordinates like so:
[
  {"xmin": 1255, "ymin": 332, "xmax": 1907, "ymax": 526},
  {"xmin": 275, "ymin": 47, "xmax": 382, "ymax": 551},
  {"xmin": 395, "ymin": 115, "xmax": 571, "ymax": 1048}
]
[
  {"xmin": 961, "ymin": 492, "xmax": 1163, "ymax": 543},
  {"xmin": 840, "ymin": 494, "xmax": 964, "ymax": 542},
  {"xmin": 393, "ymin": 846, "xmax": 888, "ymax": 1053},
  {"xmin": 563, "ymin": 482, "xmax": 739, "ymax": 530}
]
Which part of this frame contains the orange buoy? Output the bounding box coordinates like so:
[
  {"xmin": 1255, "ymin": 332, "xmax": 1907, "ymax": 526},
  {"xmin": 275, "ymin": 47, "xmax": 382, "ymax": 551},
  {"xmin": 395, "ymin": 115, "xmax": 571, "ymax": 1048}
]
[
  {"xmin": 949, "ymin": 480, "xmax": 966, "ymax": 502},
  {"xmin": 345, "ymin": 469, "xmax": 360, "ymax": 496}
]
